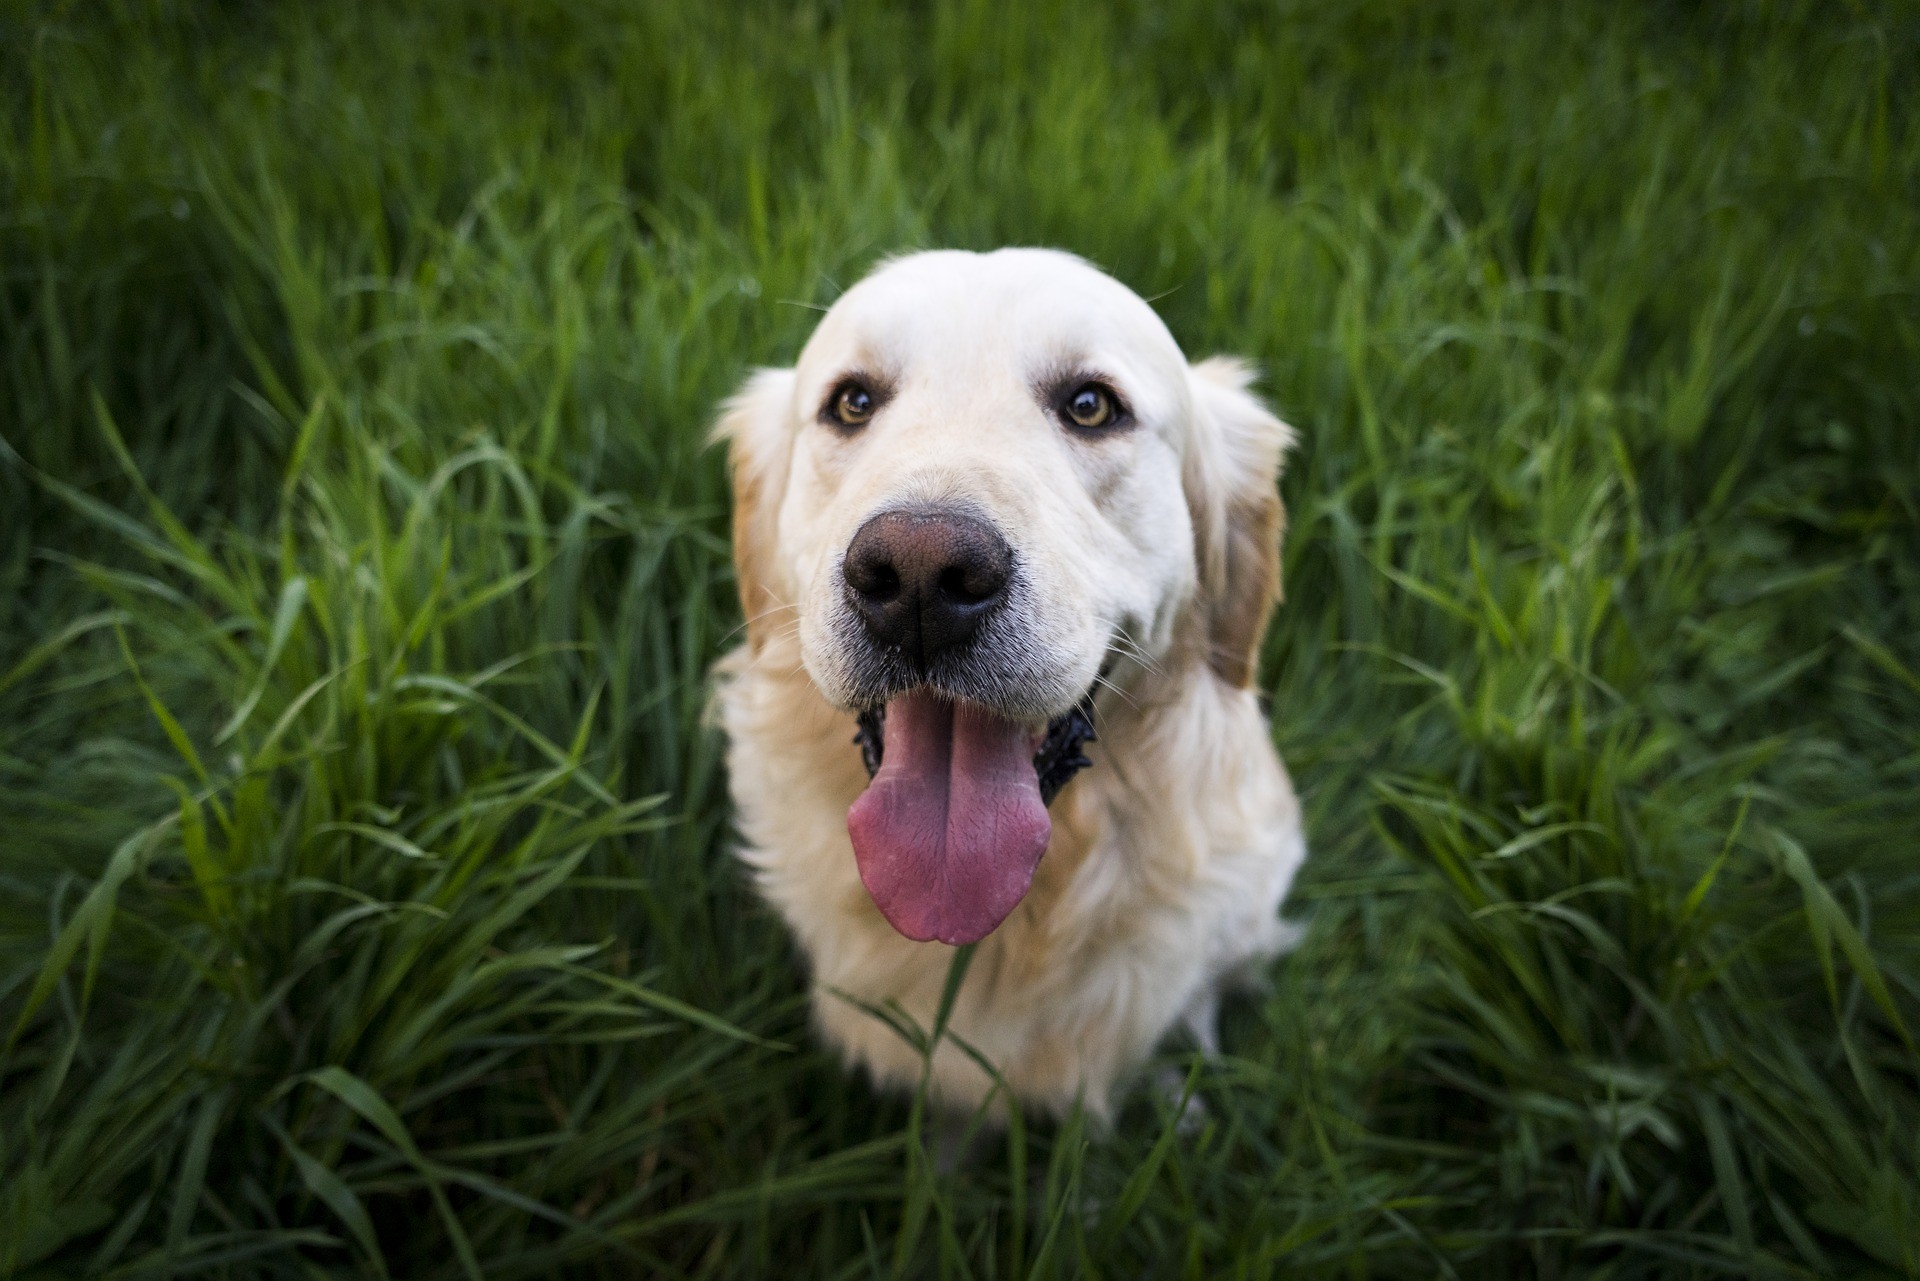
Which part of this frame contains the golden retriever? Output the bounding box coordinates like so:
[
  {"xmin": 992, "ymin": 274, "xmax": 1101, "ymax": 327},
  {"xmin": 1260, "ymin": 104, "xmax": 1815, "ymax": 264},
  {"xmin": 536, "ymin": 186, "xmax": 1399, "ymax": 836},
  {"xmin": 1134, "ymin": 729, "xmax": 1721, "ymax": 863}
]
[{"xmin": 712, "ymin": 248, "xmax": 1305, "ymax": 1121}]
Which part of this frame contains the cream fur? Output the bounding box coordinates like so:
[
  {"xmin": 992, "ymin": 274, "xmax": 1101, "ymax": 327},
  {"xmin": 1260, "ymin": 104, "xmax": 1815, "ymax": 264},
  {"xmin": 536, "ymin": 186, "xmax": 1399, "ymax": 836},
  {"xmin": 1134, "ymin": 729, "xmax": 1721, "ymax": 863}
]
[{"xmin": 711, "ymin": 249, "xmax": 1306, "ymax": 1120}]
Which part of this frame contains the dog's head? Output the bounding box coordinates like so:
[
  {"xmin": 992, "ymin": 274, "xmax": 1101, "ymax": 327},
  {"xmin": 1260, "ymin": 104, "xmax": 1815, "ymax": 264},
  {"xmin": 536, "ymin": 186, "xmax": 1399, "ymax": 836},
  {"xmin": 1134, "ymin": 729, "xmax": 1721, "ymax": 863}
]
[{"xmin": 717, "ymin": 249, "xmax": 1293, "ymax": 945}]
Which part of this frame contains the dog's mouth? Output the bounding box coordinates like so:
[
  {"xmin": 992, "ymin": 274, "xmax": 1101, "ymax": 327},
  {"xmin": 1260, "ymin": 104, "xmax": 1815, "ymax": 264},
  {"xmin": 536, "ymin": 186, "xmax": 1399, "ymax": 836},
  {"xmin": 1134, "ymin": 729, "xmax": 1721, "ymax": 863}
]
[{"xmin": 846, "ymin": 691, "xmax": 1097, "ymax": 946}]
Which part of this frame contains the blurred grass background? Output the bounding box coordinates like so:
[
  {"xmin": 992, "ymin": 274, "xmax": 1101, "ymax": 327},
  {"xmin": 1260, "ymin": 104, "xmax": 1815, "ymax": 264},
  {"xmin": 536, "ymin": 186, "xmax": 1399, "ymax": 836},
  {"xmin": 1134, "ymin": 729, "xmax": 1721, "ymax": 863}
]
[{"xmin": 2, "ymin": 0, "xmax": 1917, "ymax": 1276}]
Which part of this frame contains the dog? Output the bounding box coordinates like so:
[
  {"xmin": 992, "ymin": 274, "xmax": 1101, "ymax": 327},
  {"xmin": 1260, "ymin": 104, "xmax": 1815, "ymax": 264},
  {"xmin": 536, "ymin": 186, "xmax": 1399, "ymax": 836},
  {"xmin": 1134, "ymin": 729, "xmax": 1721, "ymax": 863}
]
[{"xmin": 712, "ymin": 248, "xmax": 1305, "ymax": 1121}]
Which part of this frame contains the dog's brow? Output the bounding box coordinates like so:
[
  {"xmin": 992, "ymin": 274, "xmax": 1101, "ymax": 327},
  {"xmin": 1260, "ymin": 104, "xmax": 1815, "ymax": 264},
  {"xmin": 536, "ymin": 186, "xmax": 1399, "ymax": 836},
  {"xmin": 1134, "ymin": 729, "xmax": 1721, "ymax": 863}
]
[
  {"xmin": 835, "ymin": 336, "xmax": 901, "ymax": 383},
  {"xmin": 1030, "ymin": 357, "xmax": 1130, "ymax": 405}
]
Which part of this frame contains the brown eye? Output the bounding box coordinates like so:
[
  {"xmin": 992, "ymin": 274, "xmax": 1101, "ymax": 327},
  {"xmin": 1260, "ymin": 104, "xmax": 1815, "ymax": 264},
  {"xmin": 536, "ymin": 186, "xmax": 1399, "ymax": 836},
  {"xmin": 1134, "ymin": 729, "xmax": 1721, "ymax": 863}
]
[
  {"xmin": 1064, "ymin": 383, "xmax": 1115, "ymax": 429},
  {"xmin": 832, "ymin": 382, "xmax": 876, "ymax": 427}
]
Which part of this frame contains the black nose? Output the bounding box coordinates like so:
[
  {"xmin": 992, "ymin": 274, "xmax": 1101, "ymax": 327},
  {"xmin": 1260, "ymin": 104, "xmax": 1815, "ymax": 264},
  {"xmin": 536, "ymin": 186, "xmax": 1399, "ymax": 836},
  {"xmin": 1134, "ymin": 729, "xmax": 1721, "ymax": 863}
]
[{"xmin": 842, "ymin": 508, "xmax": 1013, "ymax": 666}]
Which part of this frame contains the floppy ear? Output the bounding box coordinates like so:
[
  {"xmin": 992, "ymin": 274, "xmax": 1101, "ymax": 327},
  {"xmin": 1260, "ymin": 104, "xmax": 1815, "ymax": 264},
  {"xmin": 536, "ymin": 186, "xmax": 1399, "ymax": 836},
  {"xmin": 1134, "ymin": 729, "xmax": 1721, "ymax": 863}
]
[
  {"xmin": 1182, "ymin": 356, "xmax": 1297, "ymax": 688},
  {"xmin": 711, "ymin": 367, "xmax": 798, "ymax": 654}
]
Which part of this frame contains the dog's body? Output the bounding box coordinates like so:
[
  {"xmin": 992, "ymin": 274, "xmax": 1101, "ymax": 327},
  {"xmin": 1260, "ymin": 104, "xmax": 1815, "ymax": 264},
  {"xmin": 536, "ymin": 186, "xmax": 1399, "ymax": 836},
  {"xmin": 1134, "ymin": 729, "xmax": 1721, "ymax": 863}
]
[{"xmin": 713, "ymin": 249, "xmax": 1305, "ymax": 1119}]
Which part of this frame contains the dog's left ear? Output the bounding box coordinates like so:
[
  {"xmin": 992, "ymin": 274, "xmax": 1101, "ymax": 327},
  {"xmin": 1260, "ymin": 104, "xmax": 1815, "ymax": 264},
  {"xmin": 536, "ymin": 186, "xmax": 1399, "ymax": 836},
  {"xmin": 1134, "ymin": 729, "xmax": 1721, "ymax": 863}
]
[
  {"xmin": 712, "ymin": 367, "xmax": 798, "ymax": 655},
  {"xmin": 1182, "ymin": 357, "xmax": 1297, "ymax": 688}
]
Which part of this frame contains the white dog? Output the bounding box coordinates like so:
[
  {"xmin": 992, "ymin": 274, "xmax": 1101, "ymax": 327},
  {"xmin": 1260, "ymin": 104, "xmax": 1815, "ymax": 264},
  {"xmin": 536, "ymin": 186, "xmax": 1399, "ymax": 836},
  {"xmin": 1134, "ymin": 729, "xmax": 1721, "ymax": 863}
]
[{"xmin": 712, "ymin": 249, "xmax": 1305, "ymax": 1121}]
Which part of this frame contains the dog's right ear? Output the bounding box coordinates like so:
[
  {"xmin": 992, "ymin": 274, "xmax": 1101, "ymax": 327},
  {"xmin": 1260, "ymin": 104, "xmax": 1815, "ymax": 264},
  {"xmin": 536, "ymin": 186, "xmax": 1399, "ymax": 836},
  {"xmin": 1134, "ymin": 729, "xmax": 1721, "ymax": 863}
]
[
  {"xmin": 711, "ymin": 368, "xmax": 797, "ymax": 654},
  {"xmin": 1182, "ymin": 357, "xmax": 1296, "ymax": 688}
]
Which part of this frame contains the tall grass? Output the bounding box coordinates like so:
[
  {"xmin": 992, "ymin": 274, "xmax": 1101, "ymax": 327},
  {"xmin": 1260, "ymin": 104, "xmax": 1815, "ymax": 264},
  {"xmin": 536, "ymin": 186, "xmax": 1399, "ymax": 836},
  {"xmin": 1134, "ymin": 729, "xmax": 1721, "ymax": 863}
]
[{"xmin": 2, "ymin": 0, "xmax": 1917, "ymax": 1275}]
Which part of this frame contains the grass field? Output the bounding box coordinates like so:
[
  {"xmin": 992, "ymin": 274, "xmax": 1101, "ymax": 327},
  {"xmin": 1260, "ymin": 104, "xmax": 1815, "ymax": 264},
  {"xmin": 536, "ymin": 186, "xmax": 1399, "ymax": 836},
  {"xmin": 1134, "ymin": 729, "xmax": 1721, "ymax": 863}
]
[{"xmin": 3, "ymin": 0, "xmax": 1918, "ymax": 1276}]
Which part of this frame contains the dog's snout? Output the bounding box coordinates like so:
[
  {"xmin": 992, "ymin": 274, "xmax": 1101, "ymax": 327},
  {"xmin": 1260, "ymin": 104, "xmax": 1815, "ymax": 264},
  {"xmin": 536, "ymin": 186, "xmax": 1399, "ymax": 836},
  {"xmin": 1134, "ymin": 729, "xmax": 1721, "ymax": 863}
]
[{"xmin": 844, "ymin": 509, "xmax": 1012, "ymax": 665}]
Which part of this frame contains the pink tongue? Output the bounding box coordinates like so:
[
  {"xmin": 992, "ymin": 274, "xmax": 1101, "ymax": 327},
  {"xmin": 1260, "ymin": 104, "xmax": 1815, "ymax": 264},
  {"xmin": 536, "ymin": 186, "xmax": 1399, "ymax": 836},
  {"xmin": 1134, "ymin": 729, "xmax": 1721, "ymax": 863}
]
[{"xmin": 847, "ymin": 691, "xmax": 1051, "ymax": 945}]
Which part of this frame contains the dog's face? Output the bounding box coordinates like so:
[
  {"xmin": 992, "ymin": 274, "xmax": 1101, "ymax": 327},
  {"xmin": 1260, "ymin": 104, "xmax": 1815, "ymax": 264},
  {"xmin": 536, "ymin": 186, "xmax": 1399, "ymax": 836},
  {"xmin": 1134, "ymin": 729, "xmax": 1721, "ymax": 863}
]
[{"xmin": 719, "ymin": 249, "xmax": 1292, "ymax": 945}]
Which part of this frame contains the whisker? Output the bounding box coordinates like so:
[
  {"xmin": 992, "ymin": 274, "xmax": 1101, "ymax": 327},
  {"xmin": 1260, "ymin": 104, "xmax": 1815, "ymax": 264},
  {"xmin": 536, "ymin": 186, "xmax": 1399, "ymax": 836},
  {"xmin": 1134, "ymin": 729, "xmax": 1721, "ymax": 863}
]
[
  {"xmin": 716, "ymin": 599, "xmax": 801, "ymax": 650},
  {"xmin": 1107, "ymin": 624, "xmax": 1165, "ymax": 678},
  {"xmin": 1090, "ymin": 671, "xmax": 1139, "ymax": 717}
]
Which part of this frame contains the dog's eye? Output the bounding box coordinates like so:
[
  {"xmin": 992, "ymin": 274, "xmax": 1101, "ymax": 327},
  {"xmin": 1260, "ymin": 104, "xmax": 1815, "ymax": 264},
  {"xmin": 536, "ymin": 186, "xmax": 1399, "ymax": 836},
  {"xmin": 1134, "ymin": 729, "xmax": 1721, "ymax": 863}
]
[
  {"xmin": 830, "ymin": 382, "xmax": 876, "ymax": 428},
  {"xmin": 1063, "ymin": 383, "xmax": 1116, "ymax": 429}
]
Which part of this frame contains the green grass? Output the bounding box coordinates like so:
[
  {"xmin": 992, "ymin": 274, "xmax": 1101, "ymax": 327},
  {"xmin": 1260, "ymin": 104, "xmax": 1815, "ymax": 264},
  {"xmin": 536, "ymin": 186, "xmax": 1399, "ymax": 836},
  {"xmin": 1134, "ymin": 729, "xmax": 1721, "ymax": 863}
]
[{"xmin": 2, "ymin": 0, "xmax": 1917, "ymax": 1275}]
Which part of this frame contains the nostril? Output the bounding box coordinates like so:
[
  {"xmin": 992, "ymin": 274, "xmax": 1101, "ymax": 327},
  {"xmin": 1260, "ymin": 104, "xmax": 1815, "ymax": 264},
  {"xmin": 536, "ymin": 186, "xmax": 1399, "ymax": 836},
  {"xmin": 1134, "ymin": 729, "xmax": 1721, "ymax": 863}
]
[
  {"xmin": 865, "ymin": 565, "xmax": 901, "ymax": 602},
  {"xmin": 845, "ymin": 555, "xmax": 901, "ymax": 603},
  {"xmin": 936, "ymin": 564, "xmax": 1000, "ymax": 606}
]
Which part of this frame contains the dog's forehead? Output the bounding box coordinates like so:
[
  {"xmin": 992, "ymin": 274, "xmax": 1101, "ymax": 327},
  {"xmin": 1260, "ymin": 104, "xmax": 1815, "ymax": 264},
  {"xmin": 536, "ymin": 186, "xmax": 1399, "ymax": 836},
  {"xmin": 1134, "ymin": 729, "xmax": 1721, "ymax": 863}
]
[{"xmin": 801, "ymin": 250, "xmax": 1186, "ymax": 383}]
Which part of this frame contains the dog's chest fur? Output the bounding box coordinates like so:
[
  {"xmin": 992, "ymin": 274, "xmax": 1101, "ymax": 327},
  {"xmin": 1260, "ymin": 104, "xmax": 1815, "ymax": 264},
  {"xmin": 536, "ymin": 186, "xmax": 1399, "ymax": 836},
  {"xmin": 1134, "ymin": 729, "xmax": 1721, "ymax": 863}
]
[{"xmin": 714, "ymin": 642, "xmax": 1305, "ymax": 1119}]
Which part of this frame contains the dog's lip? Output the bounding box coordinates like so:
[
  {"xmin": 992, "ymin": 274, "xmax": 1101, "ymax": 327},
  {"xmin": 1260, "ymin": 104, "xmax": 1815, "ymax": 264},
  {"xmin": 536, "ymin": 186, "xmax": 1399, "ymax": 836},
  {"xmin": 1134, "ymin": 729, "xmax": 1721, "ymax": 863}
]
[{"xmin": 846, "ymin": 642, "xmax": 1116, "ymax": 725}]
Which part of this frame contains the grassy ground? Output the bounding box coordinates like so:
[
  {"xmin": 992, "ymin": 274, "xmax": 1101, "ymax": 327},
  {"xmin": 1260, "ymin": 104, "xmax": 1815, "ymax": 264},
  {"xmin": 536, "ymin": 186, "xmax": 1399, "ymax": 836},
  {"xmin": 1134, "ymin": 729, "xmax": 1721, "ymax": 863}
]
[{"xmin": 3, "ymin": 0, "xmax": 1917, "ymax": 1276}]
